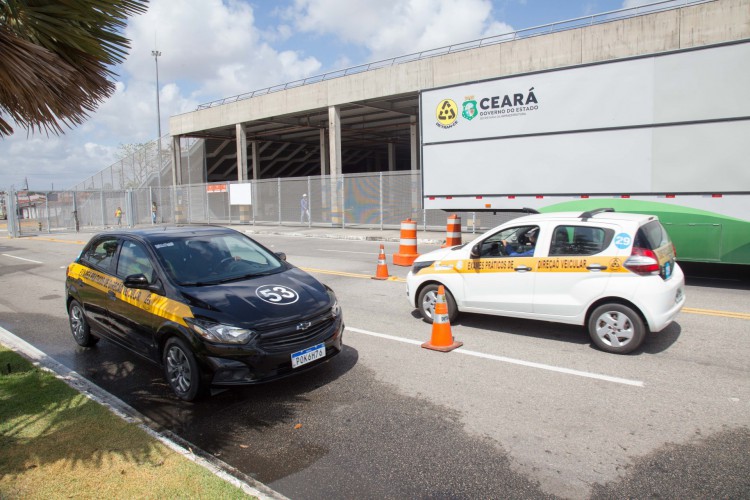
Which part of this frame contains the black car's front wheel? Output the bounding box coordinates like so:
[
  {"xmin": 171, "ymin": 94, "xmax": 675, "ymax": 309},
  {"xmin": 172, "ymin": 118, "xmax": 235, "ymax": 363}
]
[
  {"xmin": 163, "ymin": 337, "xmax": 206, "ymax": 401},
  {"xmin": 68, "ymin": 300, "xmax": 99, "ymax": 347}
]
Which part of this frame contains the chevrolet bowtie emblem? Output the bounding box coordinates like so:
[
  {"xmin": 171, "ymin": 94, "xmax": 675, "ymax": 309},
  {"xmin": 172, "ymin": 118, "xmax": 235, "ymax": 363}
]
[{"xmin": 296, "ymin": 321, "xmax": 312, "ymax": 331}]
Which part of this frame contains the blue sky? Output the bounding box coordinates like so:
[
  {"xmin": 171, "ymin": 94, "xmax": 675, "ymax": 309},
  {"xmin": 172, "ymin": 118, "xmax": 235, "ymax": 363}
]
[{"xmin": 0, "ymin": 0, "xmax": 651, "ymax": 191}]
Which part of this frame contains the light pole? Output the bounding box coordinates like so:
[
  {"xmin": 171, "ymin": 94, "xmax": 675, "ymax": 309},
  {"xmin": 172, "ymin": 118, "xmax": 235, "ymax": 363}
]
[{"xmin": 152, "ymin": 50, "xmax": 163, "ymax": 222}]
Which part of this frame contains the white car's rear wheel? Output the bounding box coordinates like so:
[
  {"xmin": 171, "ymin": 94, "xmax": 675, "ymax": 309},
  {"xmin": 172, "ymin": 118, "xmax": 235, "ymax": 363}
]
[{"xmin": 588, "ymin": 303, "xmax": 646, "ymax": 354}]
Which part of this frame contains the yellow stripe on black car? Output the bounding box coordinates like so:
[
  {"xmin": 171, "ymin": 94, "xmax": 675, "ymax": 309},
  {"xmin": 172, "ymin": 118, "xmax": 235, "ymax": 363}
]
[{"xmin": 68, "ymin": 263, "xmax": 193, "ymax": 326}]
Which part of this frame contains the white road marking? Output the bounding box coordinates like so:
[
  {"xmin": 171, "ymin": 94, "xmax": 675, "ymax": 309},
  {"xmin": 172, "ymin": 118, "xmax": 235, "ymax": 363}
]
[
  {"xmin": 346, "ymin": 326, "xmax": 645, "ymax": 387},
  {"xmin": 2, "ymin": 253, "xmax": 43, "ymax": 264},
  {"xmin": 318, "ymin": 249, "xmax": 379, "ymax": 255}
]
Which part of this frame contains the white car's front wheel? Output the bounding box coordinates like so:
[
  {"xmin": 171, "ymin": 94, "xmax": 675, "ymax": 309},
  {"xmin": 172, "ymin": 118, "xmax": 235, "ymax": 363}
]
[
  {"xmin": 417, "ymin": 284, "xmax": 459, "ymax": 324},
  {"xmin": 588, "ymin": 303, "xmax": 646, "ymax": 354}
]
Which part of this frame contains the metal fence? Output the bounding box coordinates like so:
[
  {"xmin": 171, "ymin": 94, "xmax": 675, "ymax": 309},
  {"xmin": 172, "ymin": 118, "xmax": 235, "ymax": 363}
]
[{"xmin": 4, "ymin": 171, "xmax": 518, "ymax": 238}]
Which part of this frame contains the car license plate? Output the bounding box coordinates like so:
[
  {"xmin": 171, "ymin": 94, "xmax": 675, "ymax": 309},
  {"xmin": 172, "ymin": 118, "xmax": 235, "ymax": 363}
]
[{"xmin": 291, "ymin": 343, "xmax": 326, "ymax": 368}]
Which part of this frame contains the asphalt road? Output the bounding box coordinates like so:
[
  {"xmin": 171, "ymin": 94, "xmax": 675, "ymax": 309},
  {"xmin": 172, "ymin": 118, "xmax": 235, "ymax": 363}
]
[{"xmin": 1, "ymin": 231, "xmax": 749, "ymax": 499}]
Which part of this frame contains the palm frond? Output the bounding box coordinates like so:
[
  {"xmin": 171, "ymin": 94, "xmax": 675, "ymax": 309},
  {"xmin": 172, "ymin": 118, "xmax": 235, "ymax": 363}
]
[{"xmin": 0, "ymin": 0, "xmax": 149, "ymax": 137}]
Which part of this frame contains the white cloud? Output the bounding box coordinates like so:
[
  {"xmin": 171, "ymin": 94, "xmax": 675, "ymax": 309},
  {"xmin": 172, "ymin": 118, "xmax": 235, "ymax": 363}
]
[
  {"xmin": 0, "ymin": 0, "xmax": 323, "ymax": 191},
  {"xmin": 289, "ymin": 0, "xmax": 513, "ymax": 60},
  {"xmin": 621, "ymin": 0, "xmax": 654, "ymax": 7}
]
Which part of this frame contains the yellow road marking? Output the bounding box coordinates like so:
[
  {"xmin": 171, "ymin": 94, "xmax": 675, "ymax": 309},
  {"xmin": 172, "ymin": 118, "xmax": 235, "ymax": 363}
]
[
  {"xmin": 682, "ymin": 307, "xmax": 750, "ymax": 320},
  {"xmin": 33, "ymin": 237, "xmax": 88, "ymax": 245},
  {"xmin": 300, "ymin": 267, "xmax": 406, "ymax": 282}
]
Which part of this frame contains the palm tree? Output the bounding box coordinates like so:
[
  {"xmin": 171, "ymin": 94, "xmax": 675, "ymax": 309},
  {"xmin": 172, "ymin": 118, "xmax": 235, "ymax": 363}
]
[{"xmin": 0, "ymin": 0, "xmax": 148, "ymax": 137}]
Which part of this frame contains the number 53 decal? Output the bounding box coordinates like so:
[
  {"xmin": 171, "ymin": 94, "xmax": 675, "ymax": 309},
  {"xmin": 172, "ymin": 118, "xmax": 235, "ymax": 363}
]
[{"xmin": 256, "ymin": 284, "xmax": 299, "ymax": 305}]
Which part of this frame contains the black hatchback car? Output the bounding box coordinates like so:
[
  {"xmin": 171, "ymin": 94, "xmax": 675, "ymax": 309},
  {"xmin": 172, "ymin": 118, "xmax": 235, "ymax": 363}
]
[{"xmin": 65, "ymin": 226, "xmax": 344, "ymax": 401}]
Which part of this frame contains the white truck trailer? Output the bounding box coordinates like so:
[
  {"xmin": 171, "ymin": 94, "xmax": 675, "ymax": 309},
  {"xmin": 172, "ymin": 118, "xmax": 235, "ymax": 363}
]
[{"xmin": 419, "ymin": 40, "xmax": 750, "ymax": 265}]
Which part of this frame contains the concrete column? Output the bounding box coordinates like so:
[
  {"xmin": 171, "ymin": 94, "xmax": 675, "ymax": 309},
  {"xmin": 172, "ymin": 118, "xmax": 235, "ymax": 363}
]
[
  {"xmin": 319, "ymin": 128, "xmax": 329, "ymax": 175},
  {"xmin": 388, "ymin": 143, "xmax": 396, "ymax": 172},
  {"xmin": 328, "ymin": 105, "xmax": 342, "ymax": 224},
  {"xmin": 251, "ymin": 140, "xmax": 260, "ymax": 180},
  {"xmin": 236, "ymin": 124, "xmax": 248, "ymax": 181},
  {"xmin": 410, "ymin": 116, "xmax": 420, "ymax": 214},
  {"xmin": 319, "ymin": 128, "xmax": 329, "ymax": 212},
  {"xmin": 410, "ymin": 116, "xmax": 418, "ymax": 171},
  {"xmin": 172, "ymin": 135, "xmax": 185, "ymax": 223},
  {"xmin": 250, "ymin": 140, "xmax": 260, "ymax": 223},
  {"xmin": 236, "ymin": 124, "xmax": 250, "ymax": 222},
  {"xmin": 171, "ymin": 136, "xmax": 182, "ymax": 186}
]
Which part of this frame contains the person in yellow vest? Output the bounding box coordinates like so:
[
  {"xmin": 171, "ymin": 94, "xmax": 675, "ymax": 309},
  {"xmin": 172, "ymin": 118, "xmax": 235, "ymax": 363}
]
[{"xmin": 115, "ymin": 207, "xmax": 122, "ymax": 226}]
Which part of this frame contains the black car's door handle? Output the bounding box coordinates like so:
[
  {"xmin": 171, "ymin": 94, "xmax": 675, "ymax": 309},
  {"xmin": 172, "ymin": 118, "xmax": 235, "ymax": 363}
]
[
  {"xmin": 587, "ymin": 264, "xmax": 608, "ymax": 272},
  {"xmin": 515, "ymin": 265, "xmax": 532, "ymax": 272},
  {"xmin": 107, "ymin": 290, "xmax": 117, "ymax": 301}
]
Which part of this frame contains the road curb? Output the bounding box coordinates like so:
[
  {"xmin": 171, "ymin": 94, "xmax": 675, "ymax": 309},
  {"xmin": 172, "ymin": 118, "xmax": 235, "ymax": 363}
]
[
  {"xmin": 0, "ymin": 326, "xmax": 288, "ymax": 500},
  {"xmin": 243, "ymin": 228, "xmax": 444, "ymax": 245}
]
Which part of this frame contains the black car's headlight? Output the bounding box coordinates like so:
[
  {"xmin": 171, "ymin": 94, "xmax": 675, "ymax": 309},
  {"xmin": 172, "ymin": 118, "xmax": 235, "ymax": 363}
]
[
  {"xmin": 411, "ymin": 260, "xmax": 435, "ymax": 274},
  {"xmin": 186, "ymin": 318, "xmax": 257, "ymax": 344},
  {"xmin": 326, "ymin": 286, "xmax": 341, "ymax": 318}
]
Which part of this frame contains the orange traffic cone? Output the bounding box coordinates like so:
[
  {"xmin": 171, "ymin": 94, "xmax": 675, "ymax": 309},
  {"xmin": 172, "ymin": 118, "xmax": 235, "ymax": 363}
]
[
  {"xmin": 372, "ymin": 244, "xmax": 390, "ymax": 280},
  {"xmin": 441, "ymin": 214, "xmax": 462, "ymax": 248},
  {"xmin": 392, "ymin": 218, "xmax": 419, "ymax": 266},
  {"xmin": 421, "ymin": 285, "xmax": 463, "ymax": 352}
]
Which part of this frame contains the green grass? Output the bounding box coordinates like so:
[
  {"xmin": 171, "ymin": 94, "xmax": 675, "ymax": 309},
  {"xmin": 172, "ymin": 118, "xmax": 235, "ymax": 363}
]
[{"xmin": 0, "ymin": 347, "xmax": 254, "ymax": 499}]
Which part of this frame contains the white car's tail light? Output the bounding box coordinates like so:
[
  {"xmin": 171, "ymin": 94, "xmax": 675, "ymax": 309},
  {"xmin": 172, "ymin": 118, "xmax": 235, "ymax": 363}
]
[{"xmin": 624, "ymin": 247, "xmax": 660, "ymax": 275}]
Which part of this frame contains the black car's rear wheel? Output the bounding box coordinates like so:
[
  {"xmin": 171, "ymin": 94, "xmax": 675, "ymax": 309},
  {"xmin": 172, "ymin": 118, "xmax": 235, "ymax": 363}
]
[
  {"xmin": 68, "ymin": 300, "xmax": 99, "ymax": 347},
  {"xmin": 163, "ymin": 337, "xmax": 206, "ymax": 401}
]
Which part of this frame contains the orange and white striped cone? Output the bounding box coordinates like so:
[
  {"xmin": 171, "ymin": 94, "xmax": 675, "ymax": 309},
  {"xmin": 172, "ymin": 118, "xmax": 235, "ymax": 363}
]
[
  {"xmin": 441, "ymin": 214, "xmax": 462, "ymax": 248},
  {"xmin": 372, "ymin": 244, "xmax": 390, "ymax": 280},
  {"xmin": 421, "ymin": 285, "xmax": 463, "ymax": 352},
  {"xmin": 393, "ymin": 218, "xmax": 419, "ymax": 266}
]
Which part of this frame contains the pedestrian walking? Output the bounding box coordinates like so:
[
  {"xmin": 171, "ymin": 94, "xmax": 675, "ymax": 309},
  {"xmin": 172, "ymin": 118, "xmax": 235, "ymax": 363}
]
[
  {"xmin": 300, "ymin": 193, "xmax": 310, "ymax": 223},
  {"xmin": 151, "ymin": 202, "xmax": 157, "ymax": 224},
  {"xmin": 115, "ymin": 206, "xmax": 122, "ymax": 226}
]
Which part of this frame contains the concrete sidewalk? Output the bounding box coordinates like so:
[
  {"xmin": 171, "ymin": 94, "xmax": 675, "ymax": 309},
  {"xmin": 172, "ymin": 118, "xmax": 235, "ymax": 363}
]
[
  {"xmin": 5, "ymin": 221, "xmax": 484, "ymax": 247},
  {"xmin": 233, "ymin": 223, "xmax": 448, "ymax": 245}
]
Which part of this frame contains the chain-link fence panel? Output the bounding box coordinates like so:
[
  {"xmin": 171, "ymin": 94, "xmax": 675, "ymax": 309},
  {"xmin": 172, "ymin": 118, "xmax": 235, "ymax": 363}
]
[
  {"xmin": 254, "ymin": 179, "xmax": 280, "ymax": 223},
  {"xmin": 206, "ymin": 184, "xmax": 230, "ymax": 223},
  {"xmin": 309, "ymin": 176, "xmax": 331, "ymax": 226},
  {"xmin": 10, "ymin": 170, "xmax": 529, "ymax": 236},
  {"xmin": 381, "ymin": 171, "xmax": 421, "ymax": 227},
  {"xmin": 342, "ymin": 174, "xmax": 379, "ymax": 227},
  {"xmin": 279, "ymin": 178, "xmax": 311, "ymax": 225}
]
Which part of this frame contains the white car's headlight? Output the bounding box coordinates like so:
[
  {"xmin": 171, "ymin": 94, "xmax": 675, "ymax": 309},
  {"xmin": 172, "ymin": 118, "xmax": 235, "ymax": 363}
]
[
  {"xmin": 187, "ymin": 318, "xmax": 257, "ymax": 344},
  {"xmin": 411, "ymin": 260, "xmax": 434, "ymax": 274}
]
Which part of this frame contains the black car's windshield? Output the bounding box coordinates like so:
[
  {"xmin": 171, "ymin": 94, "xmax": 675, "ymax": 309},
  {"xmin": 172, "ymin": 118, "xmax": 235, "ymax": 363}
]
[{"xmin": 152, "ymin": 232, "xmax": 285, "ymax": 285}]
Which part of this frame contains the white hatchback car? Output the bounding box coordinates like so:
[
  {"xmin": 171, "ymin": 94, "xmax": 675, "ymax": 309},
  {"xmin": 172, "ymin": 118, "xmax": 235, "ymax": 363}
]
[{"xmin": 407, "ymin": 209, "xmax": 686, "ymax": 354}]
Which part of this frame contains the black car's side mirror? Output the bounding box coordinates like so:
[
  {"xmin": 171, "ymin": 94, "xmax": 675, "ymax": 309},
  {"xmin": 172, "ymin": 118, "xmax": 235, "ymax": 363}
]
[
  {"xmin": 275, "ymin": 252, "xmax": 287, "ymax": 261},
  {"xmin": 123, "ymin": 274, "xmax": 162, "ymax": 293},
  {"xmin": 470, "ymin": 243, "xmax": 481, "ymax": 259}
]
